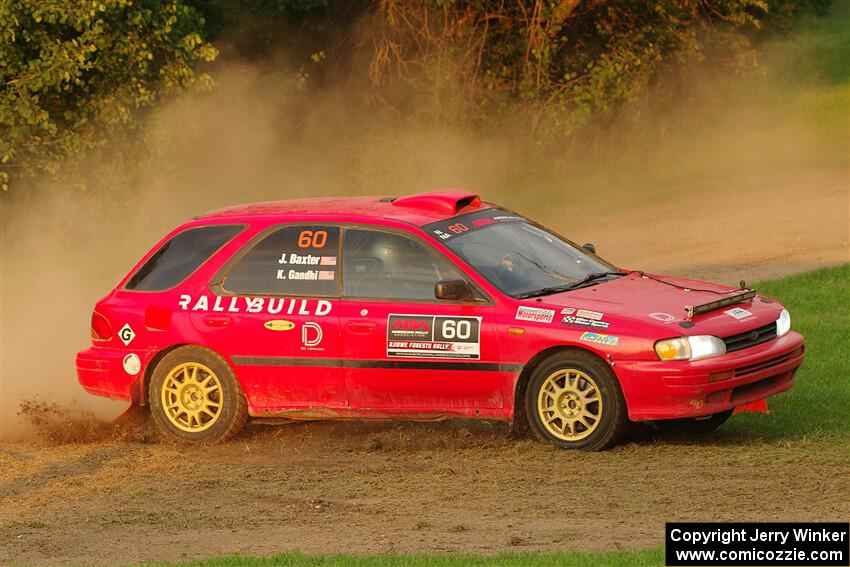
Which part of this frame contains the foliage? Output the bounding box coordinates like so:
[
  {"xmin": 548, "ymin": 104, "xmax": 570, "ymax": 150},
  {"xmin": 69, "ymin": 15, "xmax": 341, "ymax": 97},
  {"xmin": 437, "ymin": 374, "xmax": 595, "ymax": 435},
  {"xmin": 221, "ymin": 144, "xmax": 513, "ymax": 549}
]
[
  {"xmin": 0, "ymin": 0, "xmax": 835, "ymax": 191},
  {"xmin": 361, "ymin": 0, "xmax": 833, "ymax": 136},
  {"xmin": 0, "ymin": 0, "xmax": 217, "ymax": 190}
]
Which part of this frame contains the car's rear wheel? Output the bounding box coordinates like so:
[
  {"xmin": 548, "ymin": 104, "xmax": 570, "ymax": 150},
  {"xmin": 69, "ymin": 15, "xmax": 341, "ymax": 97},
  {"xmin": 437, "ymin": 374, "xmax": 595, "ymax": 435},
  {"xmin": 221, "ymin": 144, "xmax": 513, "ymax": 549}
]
[
  {"xmin": 148, "ymin": 346, "xmax": 247, "ymax": 443},
  {"xmin": 525, "ymin": 351, "xmax": 627, "ymax": 451}
]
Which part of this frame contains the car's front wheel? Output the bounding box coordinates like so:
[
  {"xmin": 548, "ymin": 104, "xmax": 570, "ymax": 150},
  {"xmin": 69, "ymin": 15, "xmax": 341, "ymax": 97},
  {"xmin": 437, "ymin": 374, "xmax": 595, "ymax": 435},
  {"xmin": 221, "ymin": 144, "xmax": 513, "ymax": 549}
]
[
  {"xmin": 148, "ymin": 346, "xmax": 248, "ymax": 443},
  {"xmin": 525, "ymin": 351, "xmax": 628, "ymax": 451}
]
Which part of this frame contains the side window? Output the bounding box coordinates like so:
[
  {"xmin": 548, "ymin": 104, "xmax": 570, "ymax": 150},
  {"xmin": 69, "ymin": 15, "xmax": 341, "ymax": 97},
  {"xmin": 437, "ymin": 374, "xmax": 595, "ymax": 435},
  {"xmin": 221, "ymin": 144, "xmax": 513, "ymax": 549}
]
[
  {"xmin": 224, "ymin": 225, "xmax": 340, "ymax": 296},
  {"xmin": 125, "ymin": 225, "xmax": 243, "ymax": 291},
  {"xmin": 343, "ymin": 229, "xmax": 469, "ymax": 300}
]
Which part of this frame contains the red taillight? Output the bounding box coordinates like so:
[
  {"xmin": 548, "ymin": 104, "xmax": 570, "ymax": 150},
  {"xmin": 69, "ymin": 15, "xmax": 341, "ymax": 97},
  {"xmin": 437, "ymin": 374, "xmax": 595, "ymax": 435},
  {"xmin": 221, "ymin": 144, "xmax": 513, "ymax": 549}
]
[{"xmin": 91, "ymin": 311, "xmax": 112, "ymax": 341}]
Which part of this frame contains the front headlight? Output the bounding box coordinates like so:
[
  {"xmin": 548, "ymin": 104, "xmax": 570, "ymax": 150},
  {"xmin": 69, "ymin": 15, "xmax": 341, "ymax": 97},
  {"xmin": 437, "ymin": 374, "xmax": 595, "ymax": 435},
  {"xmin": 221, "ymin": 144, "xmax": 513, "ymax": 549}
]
[
  {"xmin": 776, "ymin": 309, "xmax": 791, "ymax": 337},
  {"xmin": 655, "ymin": 335, "xmax": 726, "ymax": 361}
]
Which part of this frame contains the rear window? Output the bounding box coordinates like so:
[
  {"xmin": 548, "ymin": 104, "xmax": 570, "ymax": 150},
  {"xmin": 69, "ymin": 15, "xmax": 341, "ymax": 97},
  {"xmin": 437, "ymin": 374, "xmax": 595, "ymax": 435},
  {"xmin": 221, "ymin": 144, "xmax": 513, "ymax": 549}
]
[{"xmin": 125, "ymin": 225, "xmax": 243, "ymax": 291}]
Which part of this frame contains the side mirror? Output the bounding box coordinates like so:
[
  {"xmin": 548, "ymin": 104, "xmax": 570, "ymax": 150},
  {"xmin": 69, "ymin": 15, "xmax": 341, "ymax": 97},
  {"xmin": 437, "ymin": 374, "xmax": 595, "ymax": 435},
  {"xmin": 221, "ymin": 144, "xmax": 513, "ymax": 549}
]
[
  {"xmin": 435, "ymin": 279, "xmax": 473, "ymax": 301},
  {"xmin": 582, "ymin": 243, "xmax": 596, "ymax": 255}
]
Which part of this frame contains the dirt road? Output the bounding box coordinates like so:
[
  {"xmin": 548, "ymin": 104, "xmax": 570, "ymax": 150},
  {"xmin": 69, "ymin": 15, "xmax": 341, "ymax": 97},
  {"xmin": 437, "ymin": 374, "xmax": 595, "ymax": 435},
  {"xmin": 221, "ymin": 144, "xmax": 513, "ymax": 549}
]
[
  {"xmin": 1, "ymin": 421, "xmax": 848, "ymax": 566},
  {"xmin": 0, "ymin": 167, "xmax": 847, "ymax": 566}
]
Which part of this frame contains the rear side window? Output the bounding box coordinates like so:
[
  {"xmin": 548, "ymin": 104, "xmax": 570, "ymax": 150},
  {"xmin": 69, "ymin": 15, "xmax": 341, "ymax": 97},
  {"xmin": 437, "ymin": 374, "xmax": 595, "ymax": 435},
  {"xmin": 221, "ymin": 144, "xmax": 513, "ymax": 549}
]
[
  {"xmin": 224, "ymin": 225, "xmax": 340, "ymax": 296},
  {"xmin": 125, "ymin": 225, "xmax": 243, "ymax": 291}
]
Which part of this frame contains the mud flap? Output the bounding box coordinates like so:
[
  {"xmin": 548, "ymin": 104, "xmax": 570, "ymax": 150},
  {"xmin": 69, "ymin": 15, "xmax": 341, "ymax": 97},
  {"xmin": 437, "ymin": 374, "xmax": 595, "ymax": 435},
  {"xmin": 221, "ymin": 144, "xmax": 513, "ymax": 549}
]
[{"xmin": 734, "ymin": 399, "xmax": 769, "ymax": 414}]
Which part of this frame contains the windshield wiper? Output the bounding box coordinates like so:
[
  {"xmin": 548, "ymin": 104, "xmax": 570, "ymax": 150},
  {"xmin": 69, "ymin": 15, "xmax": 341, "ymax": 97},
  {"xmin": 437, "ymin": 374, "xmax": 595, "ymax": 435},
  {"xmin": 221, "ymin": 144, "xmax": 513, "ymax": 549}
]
[
  {"xmin": 514, "ymin": 271, "xmax": 628, "ymax": 299},
  {"xmin": 566, "ymin": 271, "xmax": 628, "ymax": 290},
  {"xmin": 514, "ymin": 284, "xmax": 575, "ymax": 299}
]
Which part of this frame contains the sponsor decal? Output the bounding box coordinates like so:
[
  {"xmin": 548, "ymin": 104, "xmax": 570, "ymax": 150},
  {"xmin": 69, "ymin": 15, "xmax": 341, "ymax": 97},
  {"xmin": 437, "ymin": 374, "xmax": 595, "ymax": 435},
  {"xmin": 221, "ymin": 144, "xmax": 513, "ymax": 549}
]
[
  {"xmin": 122, "ymin": 353, "xmax": 141, "ymax": 375},
  {"xmin": 576, "ymin": 309, "xmax": 603, "ymax": 320},
  {"xmin": 360, "ymin": 309, "xmax": 368, "ymax": 316},
  {"xmin": 561, "ymin": 315, "xmax": 609, "ymax": 329},
  {"xmin": 263, "ymin": 320, "xmax": 295, "ymax": 331},
  {"xmin": 579, "ymin": 331, "xmax": 619, "ymax": 346},
  {"xmin": 179, "ymin": 295, "xmax": 332, "ymax": 316},
  {"xmin": 118, "ymin": 323, "xmax": 136, "ymax": 346},
  {"xmin": 515, "ymin": 306, "xmax": 555, "ymax": 324},
  {"xmin": 390, "ymin": 316, "xmax": 432, "ymax": 339},
  {"xmin": 387, "ymin": 314, "xmax": 481, "ymax": 360},
  {"xmin": 559, "ymin": 307, "xmax": 609, "ymax": 329},
  {"xmin": 724, "ymin": 307, "xmax": 753, "ymax": 320},
  {"xmin": 649, "ymin": 312, "xmax": 676, "ymax": 322},
  {"xmin": 302, "ymin": 322, "xmax": 323, "ymax": 350}
]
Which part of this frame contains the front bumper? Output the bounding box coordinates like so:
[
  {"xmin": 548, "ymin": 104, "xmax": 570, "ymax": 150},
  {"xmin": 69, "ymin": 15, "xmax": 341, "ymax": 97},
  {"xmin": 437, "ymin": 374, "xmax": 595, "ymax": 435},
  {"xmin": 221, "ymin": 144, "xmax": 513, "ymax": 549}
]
[
  {"xmin": 76, "ymin": 347, "xmax": 150, "ymax": 402},
  {"xmin": 616, "ymin": 332, "xmax": 805, "ymax": 421}
]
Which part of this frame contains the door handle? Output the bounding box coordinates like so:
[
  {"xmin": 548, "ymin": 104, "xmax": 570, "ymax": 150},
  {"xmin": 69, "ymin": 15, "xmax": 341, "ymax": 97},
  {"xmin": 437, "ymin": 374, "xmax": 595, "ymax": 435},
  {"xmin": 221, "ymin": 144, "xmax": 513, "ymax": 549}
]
[
  {"xmin": 347, "ymin": 320, "xmax": 376, "ymax": 334},
  {"xmin": 204, "ymin": 315, "xmax": 231, "ymax": 328}
]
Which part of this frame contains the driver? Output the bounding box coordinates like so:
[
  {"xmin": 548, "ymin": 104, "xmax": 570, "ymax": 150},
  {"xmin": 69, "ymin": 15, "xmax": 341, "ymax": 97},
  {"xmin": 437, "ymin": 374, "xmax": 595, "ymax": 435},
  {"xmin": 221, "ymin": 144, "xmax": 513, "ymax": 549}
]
[{"xmin": 493, "ymin": 252, "xmax": 528, "ymax": 295}]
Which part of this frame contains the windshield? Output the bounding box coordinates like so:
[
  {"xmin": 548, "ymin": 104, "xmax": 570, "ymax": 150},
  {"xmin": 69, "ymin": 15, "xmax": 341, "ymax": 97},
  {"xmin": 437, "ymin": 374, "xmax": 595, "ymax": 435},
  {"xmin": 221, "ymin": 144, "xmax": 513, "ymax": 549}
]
[{"xmin": 425, "ymin": 208, "xmax": 619, "ymax": 298}]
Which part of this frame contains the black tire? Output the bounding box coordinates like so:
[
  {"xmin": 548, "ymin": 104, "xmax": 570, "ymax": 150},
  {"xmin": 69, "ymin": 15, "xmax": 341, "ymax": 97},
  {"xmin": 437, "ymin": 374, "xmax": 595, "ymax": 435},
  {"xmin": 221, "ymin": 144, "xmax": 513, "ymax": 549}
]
[
  {"xmin": 525, "ymin": 350, "xmax": 628, "ymax": 451},
  {"xmin": 148, "ymin": 346, "xmax": 248, "ymax": 443},
  {"xmin": 655, "ymin": 409, "xmax": 733, "ymax": 436}
]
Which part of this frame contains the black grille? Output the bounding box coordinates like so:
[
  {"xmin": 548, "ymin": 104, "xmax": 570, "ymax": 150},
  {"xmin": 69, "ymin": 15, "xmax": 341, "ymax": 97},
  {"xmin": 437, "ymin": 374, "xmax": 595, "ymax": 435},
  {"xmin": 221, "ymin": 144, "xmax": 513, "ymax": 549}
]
[{"xmin": 723, "ymin": 322, "xmax": 777, "ymax": 353}]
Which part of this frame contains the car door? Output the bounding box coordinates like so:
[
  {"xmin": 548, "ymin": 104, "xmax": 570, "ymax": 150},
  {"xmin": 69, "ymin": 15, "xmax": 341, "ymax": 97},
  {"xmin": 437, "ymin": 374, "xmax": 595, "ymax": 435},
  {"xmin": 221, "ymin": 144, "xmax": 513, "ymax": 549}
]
[
  {"xmin": 190, "ymin": 223, "xmax": 345, "ymax": 412},
  {"xmin": 339, "ymin": 226, "xmax": 508, "ymax": 410}
]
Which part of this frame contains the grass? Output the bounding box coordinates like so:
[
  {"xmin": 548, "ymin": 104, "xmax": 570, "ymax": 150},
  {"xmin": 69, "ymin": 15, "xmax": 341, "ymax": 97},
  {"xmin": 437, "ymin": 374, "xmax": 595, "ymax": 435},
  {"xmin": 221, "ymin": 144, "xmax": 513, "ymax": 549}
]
[
  {"xmin": 725, "ymin": 264, "xmax": 850, "ymax": 439},
  {"xmin": 133, "ymin": 549, "xmax": 665, "ymax": 567}
]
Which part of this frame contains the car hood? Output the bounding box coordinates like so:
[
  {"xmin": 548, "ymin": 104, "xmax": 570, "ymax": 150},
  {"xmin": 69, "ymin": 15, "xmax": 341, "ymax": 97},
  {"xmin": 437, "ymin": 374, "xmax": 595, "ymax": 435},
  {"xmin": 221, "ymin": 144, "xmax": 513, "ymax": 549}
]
[{"xmin": 535, "ymin": 271, "xmax": 783, "ymax": 337}]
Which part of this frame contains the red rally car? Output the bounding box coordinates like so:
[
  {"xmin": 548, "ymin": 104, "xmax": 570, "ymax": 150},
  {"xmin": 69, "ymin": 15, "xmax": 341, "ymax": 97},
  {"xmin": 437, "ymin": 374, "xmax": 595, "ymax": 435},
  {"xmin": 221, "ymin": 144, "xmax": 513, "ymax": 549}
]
[{"xmin": 76, "ymin": 190, "xmax": 804, "ymax": 450}]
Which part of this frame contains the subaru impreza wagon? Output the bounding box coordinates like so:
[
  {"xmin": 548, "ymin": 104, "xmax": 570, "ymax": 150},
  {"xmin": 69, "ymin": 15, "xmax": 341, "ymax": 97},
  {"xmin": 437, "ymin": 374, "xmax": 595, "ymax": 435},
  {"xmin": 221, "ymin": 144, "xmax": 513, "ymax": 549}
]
[{"xmin": 77, "ymin": 190, "xmax": 804, "ymax": 449}]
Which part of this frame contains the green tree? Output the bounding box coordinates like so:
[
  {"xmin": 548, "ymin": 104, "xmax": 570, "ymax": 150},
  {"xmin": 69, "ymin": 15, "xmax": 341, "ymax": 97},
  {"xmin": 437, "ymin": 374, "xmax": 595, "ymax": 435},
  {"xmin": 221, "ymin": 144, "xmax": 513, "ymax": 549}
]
[
  {"xmin": 363, "ymin": 0, "xmax": 832, "ymax": 136},
  {"xmin": 0, "ymin": 0, "xmax": 217, "ymax": 190}
]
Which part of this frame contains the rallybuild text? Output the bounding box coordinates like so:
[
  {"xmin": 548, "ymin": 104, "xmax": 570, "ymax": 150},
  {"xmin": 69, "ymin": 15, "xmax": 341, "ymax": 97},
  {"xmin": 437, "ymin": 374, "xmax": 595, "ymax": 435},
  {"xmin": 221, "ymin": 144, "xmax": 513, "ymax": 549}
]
[{"xmin": 665, "ymin": 523, "xmax": 849, "ymax": 567}]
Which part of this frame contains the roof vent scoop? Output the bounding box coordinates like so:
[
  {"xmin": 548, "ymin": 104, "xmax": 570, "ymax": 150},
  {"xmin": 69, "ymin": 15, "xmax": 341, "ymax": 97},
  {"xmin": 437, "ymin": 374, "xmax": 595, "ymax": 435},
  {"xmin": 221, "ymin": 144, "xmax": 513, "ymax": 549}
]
[{"xmin": 390, "ymin": 189, "xmax": 482, "ymax": 214}]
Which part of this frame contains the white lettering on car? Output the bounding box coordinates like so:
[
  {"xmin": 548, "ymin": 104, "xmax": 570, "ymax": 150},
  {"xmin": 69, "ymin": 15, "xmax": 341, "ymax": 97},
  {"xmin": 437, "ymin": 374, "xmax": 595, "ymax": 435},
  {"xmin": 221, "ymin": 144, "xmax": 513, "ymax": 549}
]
[
  {"xmin": 178, "ymin": 295, "xmax": 334, "ymax": 316},
  {"xmin": 302, "ymin": 322, "xmax": 323, "ymax": 348},
  {"xmin": 245, "ymin": 297, "xmax": 264, "ymax": 313},
  {"xmin": 316, "ymin": 300, "xmax": 332, "ymax": 317},
  {"xmin": 267, "ymin": 298, "xmax": 284, "ymax": 314},
  {"xmin": 298, "ymin": 300, "xmax": 310, "ymax": 315}
]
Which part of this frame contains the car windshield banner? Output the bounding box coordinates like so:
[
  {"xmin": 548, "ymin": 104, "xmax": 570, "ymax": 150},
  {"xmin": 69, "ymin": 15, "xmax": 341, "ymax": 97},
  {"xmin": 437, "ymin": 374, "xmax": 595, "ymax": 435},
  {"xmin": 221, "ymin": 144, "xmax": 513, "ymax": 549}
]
[{"xmin": 424, "ymin": 208, "xmax": 525, "ymax": 242}]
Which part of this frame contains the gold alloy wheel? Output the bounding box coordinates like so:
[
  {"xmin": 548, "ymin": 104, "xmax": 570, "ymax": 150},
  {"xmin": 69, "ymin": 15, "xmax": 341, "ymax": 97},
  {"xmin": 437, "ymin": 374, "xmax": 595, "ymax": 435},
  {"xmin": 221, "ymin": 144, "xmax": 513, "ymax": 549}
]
[
  {"xmin": 537, "ymin": 368, "xmax": 603, "ymax": 441},
  {"xmin": 160, "ymin": 362, "xmax": 223, "ymax": 433}
]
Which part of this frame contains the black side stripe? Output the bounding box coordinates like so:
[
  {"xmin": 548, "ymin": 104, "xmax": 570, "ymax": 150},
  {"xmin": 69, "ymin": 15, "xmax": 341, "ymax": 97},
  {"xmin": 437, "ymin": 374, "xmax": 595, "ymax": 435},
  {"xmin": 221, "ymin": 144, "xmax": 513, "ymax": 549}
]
[{"xmin": 231, "ymin": 356, "xmax": 524, "ymax": 373}]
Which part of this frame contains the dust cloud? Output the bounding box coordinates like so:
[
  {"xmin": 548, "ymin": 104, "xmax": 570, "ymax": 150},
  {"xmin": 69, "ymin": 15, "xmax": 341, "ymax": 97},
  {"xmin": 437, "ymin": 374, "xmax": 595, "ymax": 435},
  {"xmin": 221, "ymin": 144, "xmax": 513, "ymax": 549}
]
[{"xmin": 1, "ymin": 10, "xmax": 847, "ymax": 441}]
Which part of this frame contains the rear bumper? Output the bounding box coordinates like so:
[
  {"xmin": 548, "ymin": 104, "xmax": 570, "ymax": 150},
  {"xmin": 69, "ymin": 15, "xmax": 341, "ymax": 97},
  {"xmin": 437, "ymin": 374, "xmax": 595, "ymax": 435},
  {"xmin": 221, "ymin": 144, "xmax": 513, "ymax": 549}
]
[
  {"xmin": 76, "ymin": 347, "xmax": 148, "ymax": 402},
  {"xmin": 616, "ymin": 332, "xmax": 805, "ymax": 421}
]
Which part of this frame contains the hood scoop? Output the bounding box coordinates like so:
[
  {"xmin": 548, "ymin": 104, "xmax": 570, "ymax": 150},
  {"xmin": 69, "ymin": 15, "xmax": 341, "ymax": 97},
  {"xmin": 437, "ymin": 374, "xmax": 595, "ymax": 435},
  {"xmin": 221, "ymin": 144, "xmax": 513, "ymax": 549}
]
[{"xmin": 391, "ymin": 189, "xmax": 481, "ymax": 215}]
